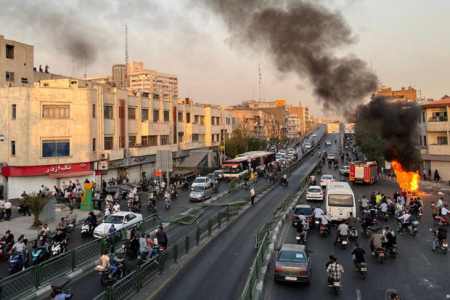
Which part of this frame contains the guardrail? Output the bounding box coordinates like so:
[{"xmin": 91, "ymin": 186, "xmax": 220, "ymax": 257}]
[
  {"xmin": 0, "ymin": 213, "xmax": 159, "ymax": 300},
  {"xmin": 90, "ymin": 200, "xmax": 249, "ymax": 300}
]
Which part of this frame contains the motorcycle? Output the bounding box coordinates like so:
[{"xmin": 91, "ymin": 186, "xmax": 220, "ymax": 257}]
[
  {"xmin": 328, "ymin": 279, "xmax": 341, "ymax": 295},
  {"xmin": 437, "ymin": 239, "xmax": 448, "ymax": 255},
  {"xmin": 51, "ymin": 241, "xmax": 66, "ymax": 257},
  {"xmin": 349, "ymin": 227, "xmax": 358, "ymax": 240},
  {"xmin": 281, "ymin": 177, "xmax": 289, "ymax": 186},
  {"xmin": 316, "ymin": 168, "xmax": 322, "ymax": 175},
  {"xmin": 31, "ymin": 246, "xmax": 45, "ymax": 265},
  {"xmin": 165, "ymin": 198, "xmax": 171, "ymax": 210},
  {"xmin": 9, "ymin": 251, "xmax": 28, "ymax": 274},
  {"xmin": 435, "ymin": 216, "xmax": 449, "ymax": 227},
  {"xmin": 137, "ymin": 246, "xmax": 164, "ymax": 266},
  {"xmin": 397, "ymin": 220, "xmax": 419, "ymax": 236},
  {"xmin": 122, "ymin": 241, "xmax": 138, "ymax": 259},
  {"xmin": 373, "ymin": 247, "xmax": 386, "ymax": 264},
  {"xmin": 356, "ymin": 262, "xmax": 367, "ymax": 280},
  {"xmin": 81, "ymin": 221, "xmax": 94, "ymax": 238},
  {"xmin": 334, "ymin": 162, "xmax": 339, "ymax": 170},
  {"xmin": 0, "ymin": 242, "xmax": 12, "ymax": 260},
  {"xmin": 336, "ymin": 235, "xmax": 348, "ymax": 249},
  {"xmin": 181, "ymin": 181, "xmax": 189, "ymax": 191},
  {"xmin": 387, "ymin": 244, "xmax": 399, "ymax": 259},
  {"xmin": 171, "ymin": 189, "xmax": 177, "ymax": 200},
  {"xmin": 328, "ymin": 162, "xmax": 332, "ymax": 169},
  {"xmin": 319, "ymin": 224, "xmax": 331, "ymax": 237},
  {"xmin": 97, "ymin": 260, "xmax": 129, "ymax": 286}
]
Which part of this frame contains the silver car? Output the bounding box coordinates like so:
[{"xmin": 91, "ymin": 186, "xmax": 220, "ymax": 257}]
[
  {"xmin": 274, "ymin": 244, "xmax": 312, "ymax": 284},
  {"xmin": 189, "ymin": 185, "xmax": 213, "ymax": 202}
]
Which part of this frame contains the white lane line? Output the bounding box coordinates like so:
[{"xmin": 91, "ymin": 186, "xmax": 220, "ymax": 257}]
[
  {"xmin": 356, "ymin": 289, "xmax": 362, "ymax": 300},
  {"xmin": 421, "ymin": 253, "xmax": 432, "ymax": 266}
]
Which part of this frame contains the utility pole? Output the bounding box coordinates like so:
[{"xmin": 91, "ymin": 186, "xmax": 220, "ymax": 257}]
[{"xmin": 125, "ymin": 24, "xmax": 128, "ymax": 88}]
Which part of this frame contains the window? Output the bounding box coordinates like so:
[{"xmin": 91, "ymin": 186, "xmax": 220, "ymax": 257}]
[
  {"xmin": 422, "ymin": 111, "xmax": 425, "ymax": 123},
  {"xmin": 21, "ymin": 78, "xmax": 28, "ymax": 84},
  {"xmin": 93, "ymin": 138, "xmax": 96, "ymax": 152},
  {"xmin": 178, "ymin": 112, "xmax": 183, "ymax": 122},
  {"xmin": 328, "ymin": 194, "xmax": 354, "ymax": 207},
  {"xmin": 129, "ymin": 136, "xmax": 136, "ymax": 147},
  {"xmin": 186, "ymin": 113, "xmax": 191, "ymax": 123},
  {"xmin": 128, "ymin": 107, "xmax": 136, "ymax": 119},
  {"xmin": 164, "ymin": 110, "xmax": 170, "ymax": 122},
  {"xmin": 141, "ymin": 135, "xmax": 149, "ymax": 146},
  {"xmin": 160, "ymin": 135, "xmax": 170, "ymax": 145},
  {"xmin": 211, "ymin": 134, "xmax": 215, "ymax": 142},
  {"xmin": 178, "ymin": 132, "xmax": 184, "ymax": 141},
  {"xmin": 423, "ymin": 136, "xmax": 427, "ymax": 147},
  {"xmin": 11, "ymin": 104, "xmax": 16, "ymax": 119},
  {"xmin": 6, "ymin": 71, "xmax": 14, "ymax": 82},
  {"xmin": 104, "ymin": 106, "xmax": 113, "ymax": 119},
  {"xmin": 192, "ymin": 134, "xmax": 199, "ymax": 142},
  {"xmin": 104, "ymin": 137, "xmax": 113, "ymax": 150},
  {"xmin": 437, "ymin": 136, "xmax": 448, "ymax": 145},
  {"xmin": 153, "ymin": 110, "xmax": 159, "ymax": 122},
  {"xmin": 149, "ymin": 135, "xmax": 158, "ymax": 146},
  {"xmin": 11, "ymin": 141, "xmax": 15, "ymax": 156},
  {"xmin": 92, "ymin": 104, "xmax": 96, "ymax": 118},
  {"xmin": 226, "ymin": 117, "xmax": 231, "ymax": 125},
  {"xmin": 141, "ymin": 109, "xmax": 149, "ymax": 121},
  {"xmin": 6, "ymin": 45, "xmax": 14, "ymax": 59},
  {"xmin": 42, "ymin": 105, "xmax": 70, "ymax": 119},
  {"xmin": 42, "ymin": 139, "xmax": 70, "ymax": 157}
]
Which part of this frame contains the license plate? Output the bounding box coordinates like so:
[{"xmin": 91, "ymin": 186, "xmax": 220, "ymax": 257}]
[
  {"xmin": 296, "ymin": 237, "xmax": 300, "ymax": 240},
  {"xmin": 294, "ymin": 222, "xmax": 297, "ymax": 225},
  {"xmin": 338, "ymin": 218, "xmax": 342, "ymax": 221},
  {"xmin": 315, "ymin": 221, "xmax": 319, "ymax": 225},
  {"xmin": 379, "ymin": 253, "xmax": 384, "ymax": 257},
  {"xmin": 333, "ymin": 281, "xmax": 341, "ymax": 286},
  {"xmin": 285, "ymin": 276, "xmax": 297, "ymax": 281},
  {"xmin": 361, "ymin": 267, "xmax": 366, "ymax": 271},
  {"xmin": 342, "ymin": 241, "xmax": 348, "ymax": 245},
  {"xmin": 443, "ymin": 244, "xmax": 448, "ymax": 248}
]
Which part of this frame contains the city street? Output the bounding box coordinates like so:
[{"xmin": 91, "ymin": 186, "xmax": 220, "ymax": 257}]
[
  {"xmin": 263, "ymin": 164, "xmax": 450, "ymax": 300},
  {"xmin": 37, "ymin": 127, "xmax": 326, "ymax": 299}
]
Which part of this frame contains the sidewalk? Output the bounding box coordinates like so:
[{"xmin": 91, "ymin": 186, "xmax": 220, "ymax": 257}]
[
  {"xmin": 379, "ymin": 174, "xmax": 450, "ymax": 192},
  {"xmin": 0, "ymin": 201, "xmax": 92, "ymax": 242}
]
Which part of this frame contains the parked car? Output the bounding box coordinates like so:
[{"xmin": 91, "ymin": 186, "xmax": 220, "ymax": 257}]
[
  {"xmin": 292, "ymin": 204, "xmax": 313, "ymax": 226},
  {"xmin": 93, "ymin": 212, "xmax": 143, "ymax": 238},
  {"xmin": 191, "ymin": 177, "xmax": 211, "ymax": 188},
  {"xmin": 206, "ymin": 173, "xmax": 219, "ymax": 186},
  {"xmin": 320, "ymin": 174, "xmax": 335, "ymax": 188},
  {"xmin": 306, "ymin": 186, "xmax": 324, "ymax": 201},
  {"xmin": 214, "ymin": 170, "xmax": 225, "ymax": 181},
  {"xmin": 339, "ymin": 166, "xmax": 350, "ymax": 176},
  {"xmin": 189, "ymin": 185, "xmax": 214, "ymax": 202},
  {"xmin": 121, "ymin": 183, "xmax": 142, "ymax": 193},
  {"xmin": 274, "ymin": 244, "xmax": 312, "ymax": 284}
]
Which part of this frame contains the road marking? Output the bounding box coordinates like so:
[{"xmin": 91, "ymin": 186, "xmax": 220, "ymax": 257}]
[
  {"xmin": 421, "ymin": 253, "xmax": 432, "ymax": 266},
  {"xmin": 356, "ymin": 289, "xmax": 361, "ymax": 300}
]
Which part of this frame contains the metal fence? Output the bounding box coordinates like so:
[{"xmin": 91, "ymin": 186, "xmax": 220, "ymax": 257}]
[{"xmin": 0, "ymin": 213, "xmax": 159, "ymax": 300}]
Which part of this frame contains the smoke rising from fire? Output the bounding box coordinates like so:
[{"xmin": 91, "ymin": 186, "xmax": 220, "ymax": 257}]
[
  {"xmin": 356, "ymin": 97, "xmax": 421, "ymax": 171},
  {"xmin": 197, "ymin": 0, "xmax": 378, "ymax": 115}
]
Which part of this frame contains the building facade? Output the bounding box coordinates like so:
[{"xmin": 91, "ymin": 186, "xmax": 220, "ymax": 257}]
[
  {"xmin": 374, "ymin": 85, "xmax": 417, "ymax": 102},
  {"xmin": 0, "ymin": 35, "xmax": 34, "ymax": 87},
  {"xmin": 417, "ymin": 98, "xmax": 450, "ymax": 181}
]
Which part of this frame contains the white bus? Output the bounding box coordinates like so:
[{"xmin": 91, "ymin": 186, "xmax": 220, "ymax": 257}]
[{"xmin": 325, "ymin": 182, "xmax": 356, "ymax": 222}]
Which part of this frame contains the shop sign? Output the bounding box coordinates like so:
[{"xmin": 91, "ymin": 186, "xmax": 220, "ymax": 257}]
[{"xmin": 3, "ymin": 162, "xmax": 90, "ymax": 177}]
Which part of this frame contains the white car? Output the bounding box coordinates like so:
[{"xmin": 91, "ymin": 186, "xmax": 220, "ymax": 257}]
[
  {"xmin": 327, "ymin": 153, "xmax": 336, "ymax": 160},
  {"xmin": 288, "ymin": 148, "xmax": 295, "ymax": 154},
  {"xmin": 312, "ymin": 133, "xmax": 317, "ymax": 137},
  {"xmin": 278, "ymin": 150, "xmax": 287, "ymax": 156},
  {"xmin": 325, "ymin": 140, "xmax": 331, "ymax": 146},
  {"xmin": 306, "ymin": 186, "xmax": 324, "ymax": 201},
  {"xmin": 191, "ymin": 176, "xmax": 211, "ymax": 188},
  {"xmin": 305, "ymin": 142, "xmax": 312, "ymax": 149},
  {"xmin": 339, "ymin": 166, "xmax": 350, "ymax": 175},
  {"xmin": 93, "ymin": 212, "xmax": 143, "ymax": 238},
  {"xmin": 320, "ymin": 175, "xmax": 335, "ymax": 188}
]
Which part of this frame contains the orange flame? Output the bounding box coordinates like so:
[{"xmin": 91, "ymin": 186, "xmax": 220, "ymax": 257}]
[{"xmin": 391, "ymin": 160, "xmax": 420, "ymax": 192}]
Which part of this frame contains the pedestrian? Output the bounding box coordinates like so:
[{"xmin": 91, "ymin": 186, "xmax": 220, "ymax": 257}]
[
  {"xmin": 428, "ymin": 169, "xmax": 432, "ymax": 180},
  {"xmin": 434, "ymin": 170, "xmax": 441, "ymax": 182},
  {"xmin": 422, "ymin": 169, "xmax": 427, "ymax": 181},
  {"xmin": 102, "ymin": 180, "xmax": 107, "ymax": 191},
  {"xmin": 250, "ymin": 186, "xmax": 255, "ymax": 205},
  {"xmin": 4, "ymin": 199, "xmax": 12, "ymax": 221},
  {"xmin": 156, "ymin": 225, "xmax": 168, "ymax": 249}
]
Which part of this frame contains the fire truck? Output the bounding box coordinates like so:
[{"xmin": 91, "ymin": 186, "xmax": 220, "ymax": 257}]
[{"xmin": 349, "ymin": 161, "xmax": 378, "ymax": 184}]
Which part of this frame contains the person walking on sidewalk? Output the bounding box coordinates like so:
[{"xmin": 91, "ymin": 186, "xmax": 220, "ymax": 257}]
[
  {"xmin": 434, "ymin": 170, "xmax": 441, "ymax": 182},
  {"xmin": 250, "ymin": 186, "xmax": 255, "ymax": 205},
  {"xmin": 4, "ymin": 199, "xmax": 12, "ymax": 221}
]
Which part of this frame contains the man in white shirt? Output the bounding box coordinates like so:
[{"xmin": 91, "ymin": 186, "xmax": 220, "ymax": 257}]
[
  {"xmin": 441, "ymin": 205, "xmax": 450, "ymax": 221},
  {"xmin": 360, "ymin": 196, "xmax": 369, "ymax": 210},
  {"xmin": 321, "ymin": 214, "xmax": 331, "ymax": 231},
  {"xmin": 4, "ymin": 199, "xmax": 12, "ymax": 221},
  {"xmin": 314, "ymin": 206, "xmax": 324, "ymax": 219},
  {"xmin": 112, "ymin": 202, "xmax": 121, "ymax": 214},
  {"xmin": 380, "ymin": 202, "xmax": 388, "ymax": 213},
  {"xmin": 397, "ymin": 212, "xmax": 412, "ymax": 234}
]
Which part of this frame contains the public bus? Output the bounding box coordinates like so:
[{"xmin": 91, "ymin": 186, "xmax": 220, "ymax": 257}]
[
  {"xmin": 325, "ymin": 182, "xmax": 356, "ymax": 222},
  {"xmin": 222, "ymin": 151, "xmax": 276, "ymax": 179}
]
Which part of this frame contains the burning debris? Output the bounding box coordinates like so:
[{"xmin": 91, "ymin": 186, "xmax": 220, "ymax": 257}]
[{"xmin": 392, "ymin": 160, "xmax": 420, "ymax": 193}]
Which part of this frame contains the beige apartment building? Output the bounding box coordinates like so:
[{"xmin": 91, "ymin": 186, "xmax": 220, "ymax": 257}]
[
  {"xmin": 289, "ymin": 106, "xmax": 309, "ymax": 135},
  {"xmin": 417, "ymin": 97, "xmax": 450, "ymax": 181},
  {"xmin": 231, "ymin": 107, "xmax": 278, "ymax": 138},
  {"xmin": 0, "ymin": 79, "xmax": 232, "ymax": 198},
  {"xmin": 127, "ymin": 61, "xmax": 178, "ymax": 101},
  {"xmin": 374, "ymin": 85, "xmax": 417, "ymax": 102},
  {"xmin": 0, "ymin": 35, "xmax": 34, "ymax": 87}
]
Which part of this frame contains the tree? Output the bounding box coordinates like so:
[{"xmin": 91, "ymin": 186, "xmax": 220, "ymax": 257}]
[
  {"xmin": 355, "ymin": 127, "xmax": 387, "ymax": 168},
  {"xmin": 20, "ymin": 192, "xmax": 53, "ymax": 227}
]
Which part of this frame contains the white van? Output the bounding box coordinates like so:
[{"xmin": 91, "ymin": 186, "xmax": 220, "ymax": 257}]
[{"xmin": 325, "ymin": 182, "xmax": 356, "ymax": 222}]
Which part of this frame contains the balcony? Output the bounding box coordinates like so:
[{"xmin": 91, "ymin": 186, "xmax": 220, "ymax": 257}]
[
  {"xmin": 129, "ymin": 144, "xmax": 178, "ymax": 157},
  {"xmin": 141, "ymin": 121, "xmax": 171, "ymax": 136},
  {"xmin": 427, "ymin": 118, "xmax": 450, "ymax": 132},
  {"xmin": 427, "ymin": 144, "xmax": 450, "ymax": 155},
  {"xmin": 179, "ymin": 141, "xmax": 205, "ymax": 150}
]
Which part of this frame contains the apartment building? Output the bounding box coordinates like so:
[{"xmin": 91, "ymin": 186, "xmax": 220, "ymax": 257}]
[
  {"xmin": 289, "ymin": 106, "xmax": 309, "ymax": 135},
  {"xmin": 417, "ymin": 97, "xmax": 450, "ymax": 181},
  {"xmin": 374, "ymin": 85, "xmax": 417, "ymax": 102},
  {"xmin": 127, "ymin": 61, "xmax": 178, "ymax": 101},
  {"xmin": 231, "ymin": 107, "xmax": 278, "ymax": 138},
  {"xmin": 112, "ymin": 64, "xmax": 126, "ymax": 88},
  {"xmin": 0, "ymin": 79, "xmax": 232, "ymax": 198},
  {"xmin": 0, "ymin": 35, "xmax": 34, "ymax": 87}
]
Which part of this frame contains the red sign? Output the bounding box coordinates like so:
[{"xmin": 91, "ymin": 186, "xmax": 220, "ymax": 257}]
[
  {"xmin": 154, "ymin": 171, "xmax": 162, "ymax": 176},
  {"xmin": 3, "ymin": 162, "xmax": 90, "ymax": 177}
]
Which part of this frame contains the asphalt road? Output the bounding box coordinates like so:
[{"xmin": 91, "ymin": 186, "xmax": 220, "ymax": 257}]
[
  {"xmin": 263, "ymin": 156, "xmax": 450, "ymax": 299},
  {"xmin": 149, "ymin": 127, "xmax": 330, "ymax": 300},
  {"xmin": 36, "ymin": 129, "xmax": 322, "ymax": 299}
]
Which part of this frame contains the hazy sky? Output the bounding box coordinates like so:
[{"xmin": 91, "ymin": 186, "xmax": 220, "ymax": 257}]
[{"xmin": 1, "ymin": 0, "xmax": 449, "ymax": 117}]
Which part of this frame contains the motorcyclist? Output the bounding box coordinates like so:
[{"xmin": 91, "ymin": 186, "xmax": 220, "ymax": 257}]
[
  {"xmin": 321, "ymin": 214, "xmax": 332, "ymax": 231},
  {"xmin": 282, "ymin": 174, "xmax": 288, "ymax": 185},
  {"xmin": 397, "ymin": 210, "xmax": 413, "ymax": 234},
  {"xmin": 99, "ymin": 249, "xmax": 116, "ymax": 278},
  {"xmin": 57, "ymin": 218, "xmax": 67, "ymax": 232},
  {"xmin": 334, "ymin": 221, "xmax": 349, "ymax": 246},
  {"xmin": 382, "ymin": 226, "xmax": 397, "ymax": 251},
  {"xmin": 34, "ymin": 234, "xmax": 48, "ymax": 259},
  {"xmin": 326, "ymin": 256, "xmax": 344, "ymax": 287},
  {"xmin": 360, "ymin": 212, "xmax": 373, "ymax": 232},
  {"xmin": 351, "ymin": 242, "xmax": 366, "ymax": 268},
  {"xmin": 347, "ymin": 212, "xmax": 357, "ymax": 229},
  {"xmin": 11, "ymin": 235, "xmax": 27, "ymax": 270},
  {"xmin": 432, "ymin": 225, "xmax": 447, "ymax": 251},
  {"xmin": 86, "ymin": 212, "xmax": 97, "ymax": 232},
  {"xmin": 109, "ymin": 248, "xmax": 124, "ymax": 273},
  {"xmin": 52, "ymin": 228, "xmax": 67, "ymax": 252},
  {"xmin": 1, "ymin": 230, "xmax": 14, "ymax": 254},
  {"xmin": 314, "ymin": 205, "xmax": 324, "ymax": 222},
  {"xmin": 369, "ymin": 228, "xmax": 382, "ymax": 255},
  {"xmin": 139, "ymin": 235, "xmax": 151, "ymax": 259}
]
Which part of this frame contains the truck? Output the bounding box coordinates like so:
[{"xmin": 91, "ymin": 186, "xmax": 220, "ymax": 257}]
[
  {"xmin": 349, "ymin": 161, "xmax": 378, "ymax": 184},
  {"xmin": 326, "ymin": 123, "xmax": 340, "ymax": 134}
]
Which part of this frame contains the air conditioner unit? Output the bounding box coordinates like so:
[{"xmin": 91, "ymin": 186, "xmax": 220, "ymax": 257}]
[
  {"xmin": 98, "ymin": 161, "xmax": 109, "ymax": 170},
  {"xmin": 100, "ymin": 152, "xmax": 110, "ymax": 160}
]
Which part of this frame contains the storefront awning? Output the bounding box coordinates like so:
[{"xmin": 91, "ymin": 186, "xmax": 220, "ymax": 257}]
[{"xmin": 48, "ymin": 171, "xmax": 94, "ymax": 179}]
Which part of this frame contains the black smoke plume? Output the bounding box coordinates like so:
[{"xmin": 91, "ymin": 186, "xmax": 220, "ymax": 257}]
[
  {"xmin": 197, "ymin": 0, "xmax": 378, "ymax": 115},
  {"xmin": 356, "ymin": 97, "xmax": 421, "ymax": 170}
]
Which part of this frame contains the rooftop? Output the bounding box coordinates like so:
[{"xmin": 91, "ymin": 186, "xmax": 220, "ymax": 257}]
[{"xmin": 422, "ymin": 98, "xmax": 450, "ymax": 108}]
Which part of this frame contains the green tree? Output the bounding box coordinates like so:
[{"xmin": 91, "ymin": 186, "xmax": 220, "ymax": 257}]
[
  {"xmin": 355, "ymin": 128, "xmax": 387, "ymax": 168},
  {"xmin": 20, "ymin": 192, "xmax": 52, "ymax": 227}
]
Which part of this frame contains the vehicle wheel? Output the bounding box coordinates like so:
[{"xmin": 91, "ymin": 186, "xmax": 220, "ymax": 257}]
[
  {"xmin": 361, "ymin": 272, "xmax": 366, "ymax": 280},
  {"xmin": 378, "ymin": 256, "xmax": 383, "ymax": 264},
  {"xmin": 306, "ymin": 278, "xmax": 311, "ymax": 285},
  {"xmin": 410, "ymin": 231, "xmax": 416, "ymax": 237},
  {"xmin": 81, "ymin": 232, "xmax": 86, "ymax": 238},
  {"xmin": 391, "ymin": 253, "xmax": 397, "ymax": 259},
  {"xmin": 443, "ymin": 249, "xmax": 447, "ymax": 255},
  {"xmin": 334, "ymin": 286, "xmax": 339, "ymax": 295},
  {"xmin": 100, "ymin": 275, "xmax": 110, "ymax": 287},
  {"xmin": 10, "ymin": 268, "xmax": 15, "ymax": 275},
  {"xmin": 274, "ymin": 277, "xmax": 278, "ymax": 283}
]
